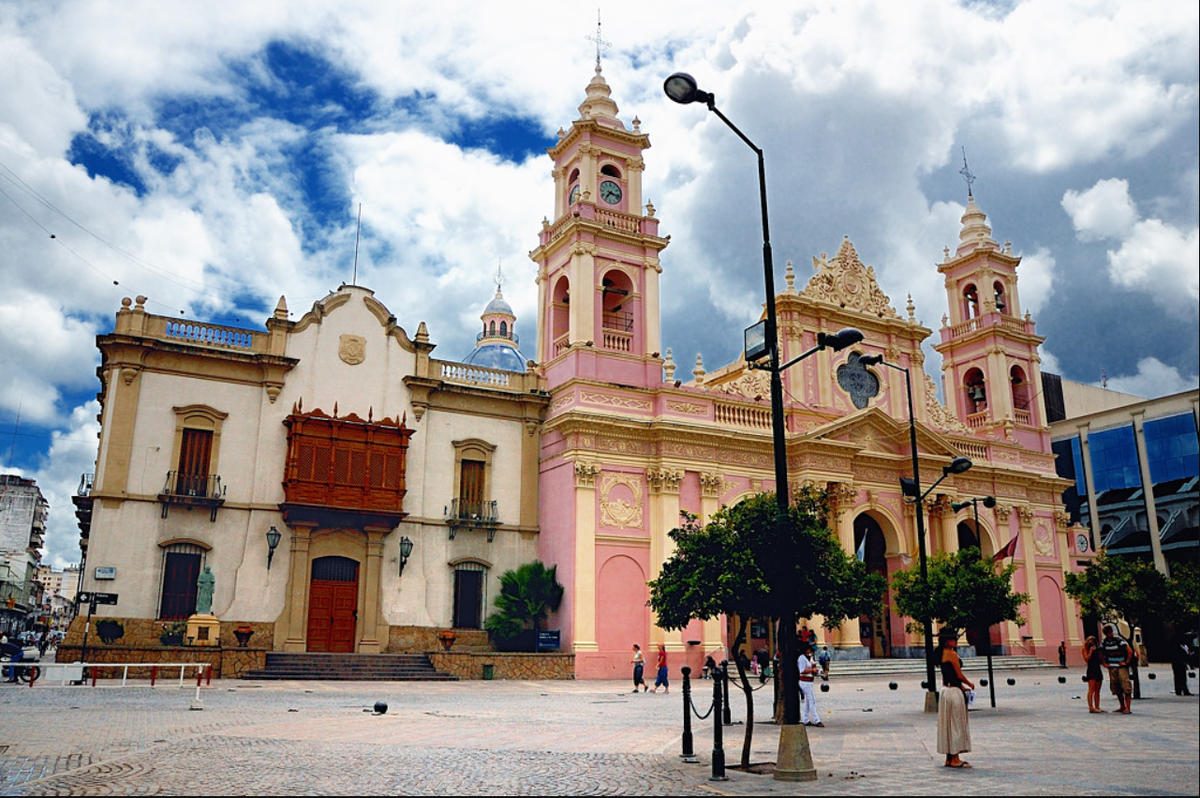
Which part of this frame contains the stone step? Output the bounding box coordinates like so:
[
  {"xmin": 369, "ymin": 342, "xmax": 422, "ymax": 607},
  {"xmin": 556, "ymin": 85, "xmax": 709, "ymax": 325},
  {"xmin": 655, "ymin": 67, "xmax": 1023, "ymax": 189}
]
[
  {"xmin": 241, "ymin": 652, "xmax": 459, "ymax": 682},
  {"xmin": 805, "ymin": 656, "xmax": 1057, "ymax": 678}
]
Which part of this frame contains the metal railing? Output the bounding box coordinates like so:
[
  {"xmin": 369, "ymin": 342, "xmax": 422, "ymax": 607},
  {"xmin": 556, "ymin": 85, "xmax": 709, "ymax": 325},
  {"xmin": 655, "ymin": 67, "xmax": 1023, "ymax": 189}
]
[{"xmin": 160, "ymin": 472, "xmax": 224, "ymax": 498}]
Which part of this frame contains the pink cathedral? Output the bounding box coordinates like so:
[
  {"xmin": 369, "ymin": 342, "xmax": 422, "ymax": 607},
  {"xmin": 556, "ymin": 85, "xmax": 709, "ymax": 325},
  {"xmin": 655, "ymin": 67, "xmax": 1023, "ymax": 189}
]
[{"xmin": 530, "ymin": 65, "xmax": 1088, "ymax": 679}]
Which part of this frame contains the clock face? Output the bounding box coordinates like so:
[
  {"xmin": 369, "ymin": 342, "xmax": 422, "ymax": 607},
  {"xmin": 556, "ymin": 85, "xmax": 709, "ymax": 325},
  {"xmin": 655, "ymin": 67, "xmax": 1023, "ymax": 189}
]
[
  {"xmin": 569, "ymin": 184, "xmax": 580, "ymax": 205},
  {"xmin": 599, "ymin": 180, "xmax": 622, "ymax": 205},
  {"xmin": 1076, "ymin": 533, "xmax": 1089, "ymax": 553}
]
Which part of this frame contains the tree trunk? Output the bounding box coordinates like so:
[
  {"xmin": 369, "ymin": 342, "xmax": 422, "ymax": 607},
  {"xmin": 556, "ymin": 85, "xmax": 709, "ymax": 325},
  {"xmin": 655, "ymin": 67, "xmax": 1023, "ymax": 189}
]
[{"xmin": 731, "ymin": 616, "xmax": 755, "ymax": 770}]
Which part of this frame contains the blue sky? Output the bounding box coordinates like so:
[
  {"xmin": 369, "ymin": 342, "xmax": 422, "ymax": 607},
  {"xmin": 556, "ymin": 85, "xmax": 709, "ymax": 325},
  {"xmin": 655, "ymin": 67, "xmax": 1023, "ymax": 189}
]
[{"xmin": 1, "ymin": 1, "xmax": 1197, "ymax": 567}]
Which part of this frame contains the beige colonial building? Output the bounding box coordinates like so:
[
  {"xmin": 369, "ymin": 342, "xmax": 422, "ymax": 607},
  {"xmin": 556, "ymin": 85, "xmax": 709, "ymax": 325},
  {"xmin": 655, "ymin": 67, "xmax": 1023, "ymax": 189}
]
[{"xmin": 74, "ymin": 285, "xmax": 546, "ymax": 655}]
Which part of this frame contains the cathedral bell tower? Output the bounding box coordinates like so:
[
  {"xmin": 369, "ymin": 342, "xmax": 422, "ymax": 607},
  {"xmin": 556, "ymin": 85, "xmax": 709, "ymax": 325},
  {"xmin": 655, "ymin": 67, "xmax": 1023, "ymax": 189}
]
[
  {"xmin": 933, "ymin": 193, "xmax": 1048, "ymax": 445},
  {"xmin": 529, "ymin": 65, "xmax": 669, "ymax": 388}
]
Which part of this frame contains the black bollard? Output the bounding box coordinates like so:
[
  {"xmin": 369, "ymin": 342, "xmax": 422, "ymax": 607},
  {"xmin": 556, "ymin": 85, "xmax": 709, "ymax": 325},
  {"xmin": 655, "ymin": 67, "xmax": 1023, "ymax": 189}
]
[
  {"xmin": 710, "ymin": 665, "xmax": 727, "ymax": 781},
  {"xmin": 721, "ymin": 660, "xmax": 733, "ymax": 726},
  {"xmin": 681, "ymin": 666, "xmax": 697, "ymax": 763}
]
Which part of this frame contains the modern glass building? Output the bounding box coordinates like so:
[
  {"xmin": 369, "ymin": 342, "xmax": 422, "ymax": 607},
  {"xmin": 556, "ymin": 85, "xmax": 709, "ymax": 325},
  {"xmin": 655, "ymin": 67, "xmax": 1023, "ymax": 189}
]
[{"xmin": 1048, "ymin": 385, "xmax": 1199, "ymax": 571}]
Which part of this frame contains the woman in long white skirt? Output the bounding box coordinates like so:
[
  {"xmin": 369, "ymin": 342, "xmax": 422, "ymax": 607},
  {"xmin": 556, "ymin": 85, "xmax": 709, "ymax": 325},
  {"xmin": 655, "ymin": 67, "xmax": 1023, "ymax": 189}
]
[{"xmin": 936, "ymin": 628, "xmax": 974, "ymax": 768}]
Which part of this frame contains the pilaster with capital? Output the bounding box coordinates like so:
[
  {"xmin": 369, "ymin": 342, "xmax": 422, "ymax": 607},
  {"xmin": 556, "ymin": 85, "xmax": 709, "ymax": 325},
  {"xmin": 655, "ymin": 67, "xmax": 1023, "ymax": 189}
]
[
  {"xmin": 1015, "ymin": 504, "xmax": 1043, "ymax": 647},
  {"xmin": 647, "ymin": 468, "xmax": 683, "ymax": 645},
  {"xmin": 572, "ymin": 461, "xmax": 601, "ymax": 652},
  {"xmin": 282, "ymin": 523, "xmax": 314, "ymax": 651},
  {"xmin": 569, "ymin": 243, "xmax": 597, "ymax": 344}
]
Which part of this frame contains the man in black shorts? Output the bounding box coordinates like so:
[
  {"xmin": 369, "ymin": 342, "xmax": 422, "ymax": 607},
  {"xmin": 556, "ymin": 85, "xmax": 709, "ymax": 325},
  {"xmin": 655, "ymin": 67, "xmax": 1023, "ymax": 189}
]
[{"xmin": 1100, "ymin": 625, "xmax": 1133, "ymax": 714}]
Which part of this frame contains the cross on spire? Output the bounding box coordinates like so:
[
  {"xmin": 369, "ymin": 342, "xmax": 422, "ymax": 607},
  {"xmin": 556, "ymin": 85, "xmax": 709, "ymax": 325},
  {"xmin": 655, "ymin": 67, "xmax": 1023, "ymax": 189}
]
[
  {"xmin": 586, "ymin": 10, "xmax": 611, "ymax": 73},
  {"xmin": 959, "ymin": 146, "xmax": 976, "ymax": 198}
]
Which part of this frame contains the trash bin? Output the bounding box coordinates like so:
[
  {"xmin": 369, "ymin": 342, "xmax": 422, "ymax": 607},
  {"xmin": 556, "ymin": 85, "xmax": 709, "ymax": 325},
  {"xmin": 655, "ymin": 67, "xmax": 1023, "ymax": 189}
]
[{"xmin": 482, "ymin": 663, "xmax": 495, "ymax": 680}]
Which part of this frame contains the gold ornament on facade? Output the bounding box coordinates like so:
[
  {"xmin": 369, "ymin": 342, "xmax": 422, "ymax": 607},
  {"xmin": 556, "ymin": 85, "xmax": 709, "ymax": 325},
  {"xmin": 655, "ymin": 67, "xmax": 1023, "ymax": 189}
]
[
  {"xmin": 1034, "ymin": 524, "xmax": 1054, "ymax": 556},
  {"xmin": 799, "ymin": 238, "xmax": 901, "ymax": 319},
  {"xmin": 699, "ymin": 472, "xmax": 724, "ymax": 498},
  {"xmin": 709, "ymin": 370, "xmax": 770, "ymax": 401},
  {"xmin": 338, "ymin": 334, "xmax": 367, "ymax": 365},
  {"xmin": 647, "ymin": 468, "xmax": 684, "ymax": 494},
  {"xmin": 994, "ymin": 503, "xmax": 1012, "ymax": 521},
  {"xmin": 600, "ymin": 472, "xmax": 643, "ymax": 528},
  {"xmin": 924, "ymin": 373, "xmax": 971, "ymax": 433},
  {"xmin": 574, "ymin": 461, "xmax": 602, "ymax": 488},
  {"xmin": 1017, "ymin": 505, "xmax": 1035, "ymax": 525}
]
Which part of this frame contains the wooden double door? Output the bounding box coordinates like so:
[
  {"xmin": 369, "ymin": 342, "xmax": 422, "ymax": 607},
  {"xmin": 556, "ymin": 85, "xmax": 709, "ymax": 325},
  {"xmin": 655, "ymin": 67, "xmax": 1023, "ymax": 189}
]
[{"xmin": 307, "ymin": 556, "xmax": 359, "ymax": 653}]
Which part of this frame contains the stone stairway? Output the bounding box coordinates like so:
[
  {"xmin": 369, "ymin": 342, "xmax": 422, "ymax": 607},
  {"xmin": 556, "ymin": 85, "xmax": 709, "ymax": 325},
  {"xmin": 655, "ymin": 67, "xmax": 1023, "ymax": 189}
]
[
  {"xmin": 240, "ymin": 652, "xmax": 459, "ymax": 682},
  {"xmin": 822, "ymin": 655, "xmax": 1056, "ymax": 678}
]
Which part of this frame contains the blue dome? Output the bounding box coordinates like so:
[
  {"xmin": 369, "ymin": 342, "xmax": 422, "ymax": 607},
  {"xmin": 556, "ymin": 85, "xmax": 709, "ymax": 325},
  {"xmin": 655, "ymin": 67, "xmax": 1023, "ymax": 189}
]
[
  {"xmin": 462, "ymin": 342, "xmax": 527, "ymax": 373},
  {"xmin": 484, "ymin": 294, "xmax": 514, "ymax": 316}
]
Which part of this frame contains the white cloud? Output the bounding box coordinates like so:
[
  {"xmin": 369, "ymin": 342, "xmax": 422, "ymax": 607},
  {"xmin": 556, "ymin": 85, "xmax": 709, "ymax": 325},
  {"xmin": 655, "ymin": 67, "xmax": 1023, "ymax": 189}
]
[
  {"xmin": 1014, "ymin": 247, "xmax": 1056, "ymax": 316},
  {"xmin": 27, "ymin": 401, "xmax": 103, "ymax": 570},
  {"xmin": 1063, "ymin": 178, "xmax": 1200, "ymax": 315},
  {"xmin": 1102, "ymin": 357, "xmax": 1199, "ymax": 398},
  {"xmin": 1062, "ymin": 179, "xmax": 1138, "ymax": 241}
]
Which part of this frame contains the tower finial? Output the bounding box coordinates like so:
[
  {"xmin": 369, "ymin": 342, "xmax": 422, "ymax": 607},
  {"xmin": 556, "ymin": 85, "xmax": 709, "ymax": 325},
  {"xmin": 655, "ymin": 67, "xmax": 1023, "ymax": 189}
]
[
  {"xmin": 959, "ymin": 146, "xmax": 975, "ymax": 198},
  {"xmin": 494, "ymin": 260, "xmax": 505, "ymax": 293},
  {"xmin": 586, "ymin": 9, "xmax": 611, "ymax": 73}
]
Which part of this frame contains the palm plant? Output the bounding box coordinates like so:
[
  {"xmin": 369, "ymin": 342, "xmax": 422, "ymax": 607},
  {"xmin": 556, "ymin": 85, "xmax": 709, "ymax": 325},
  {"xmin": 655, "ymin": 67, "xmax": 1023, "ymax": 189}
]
[{"xmin": 485, "ymin": 561, "xmax": 564, "ymax": 651}]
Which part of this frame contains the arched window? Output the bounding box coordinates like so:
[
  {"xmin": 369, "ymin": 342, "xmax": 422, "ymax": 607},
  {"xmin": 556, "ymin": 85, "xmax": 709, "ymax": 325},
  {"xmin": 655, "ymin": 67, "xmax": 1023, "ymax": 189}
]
[
  {"xmin": 499, "ymin": 321, "xmax": 508, "ymax": 337},
  {"xmin": 1010, "ymin": 365, "xmax": 1031, "ymax": 411},
  {"xmin": 600, "ymin": 164, "xmax": 621, "ymax": 178},
  {"xmin": 551, "ymin": 276, "xmax": 570, "ymax": 355},
  {"xmin": 964, "ymin": 367, "xmax": 987, "ymax": 412},
  {"xmin": 963, "ymin": 284, "xmax": 980, "ymax": 319},
  {"xmin": 489, "ymin": 321, "xmax": 496, "ymax": 335},
  {"xmin": 993, "ymin": 280, "xmax": 1009, "ymax": 314}
]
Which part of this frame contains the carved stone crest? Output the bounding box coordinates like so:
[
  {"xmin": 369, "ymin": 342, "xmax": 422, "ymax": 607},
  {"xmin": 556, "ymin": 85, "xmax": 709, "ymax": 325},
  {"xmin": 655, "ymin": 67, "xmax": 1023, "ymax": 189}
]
[
  {"xmin": 339, "ymin": 334, "xmax": 366, "ymax": 365},
  {"xmin": 600, "ymin": 472, "xmax": 643, "ymax": 529}
]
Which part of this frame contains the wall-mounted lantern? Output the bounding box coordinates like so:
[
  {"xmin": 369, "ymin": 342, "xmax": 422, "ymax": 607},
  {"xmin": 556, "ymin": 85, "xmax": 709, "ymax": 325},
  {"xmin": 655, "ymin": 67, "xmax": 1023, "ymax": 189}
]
[
  {"xmin": 265, "ymin": 525, "xmax": 282, "ymax": 570},
  {"xmin": 399, "ymin": 536, "xmax": 414, "ymax": 576}
]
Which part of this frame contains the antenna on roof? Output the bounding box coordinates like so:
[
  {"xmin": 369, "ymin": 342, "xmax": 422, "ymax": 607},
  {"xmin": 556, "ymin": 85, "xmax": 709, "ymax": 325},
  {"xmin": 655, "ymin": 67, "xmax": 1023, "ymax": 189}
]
[
  {"xmin": 959, "ymin": 147, "xmax": 975, "ymax": 198},
  {"xmin": 352, "ymin": 203, "xmax": 362, "ymax": 286}
]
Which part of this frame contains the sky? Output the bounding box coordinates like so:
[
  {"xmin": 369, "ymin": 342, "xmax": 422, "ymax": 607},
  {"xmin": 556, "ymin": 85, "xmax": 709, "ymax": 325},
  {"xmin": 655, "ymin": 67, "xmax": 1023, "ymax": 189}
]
[{"xmin": 1, "ymin": 0, "xmax": 1197, "ymax": 569}]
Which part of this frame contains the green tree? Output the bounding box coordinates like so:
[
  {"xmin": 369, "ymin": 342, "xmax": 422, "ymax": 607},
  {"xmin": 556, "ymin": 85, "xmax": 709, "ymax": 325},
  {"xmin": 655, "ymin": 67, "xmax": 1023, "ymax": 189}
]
[
  {"xmin": 649, "ymin": 488, "xmax": 886, "ymax": 769},
  {"xmin": 1063, "ymin": 550, "xmax": 1175, "ymax": 699},
  {"xmin": 484, "ymin": 561, "xmax": 564, "ymax": 652},
  {"xmin": 892, "ymin": 547, "xmax": 1028, "ymax": 636},
  {"xmin": 1063, "ymin": 550, "xmax": 1170, "ymax": 637},
  {"xmin": 1166, "ymin": 562, "xmax": 1200, "ymax": 632}
]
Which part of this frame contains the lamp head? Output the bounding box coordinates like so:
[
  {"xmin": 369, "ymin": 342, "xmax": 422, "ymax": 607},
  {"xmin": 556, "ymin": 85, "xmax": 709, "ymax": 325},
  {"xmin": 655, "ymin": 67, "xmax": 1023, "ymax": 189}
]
[
  {"xmin": 817, "ymin": 328, "xmax": 865, "ymax": 352},
  {"xmin": 265, "ymin": 525, "xmax": 281, "ymax": 551},
  {"xmin": 944, "ymin": 457, "xmax": 973, "ymax": 475},
  {"xmin": 858, "ymin": 353, "xmax": 884, "ymax": 366},
  {"xmin": 663, "ymin": 73, "xmax": 713, "ymax": 106},
  {"xmin": 399, "ymin": 536, "xmax": 414, "ymax": 560},
  {"xmin": 951, "ymin": 501, "xmax": 971, "ymax": 512},
  {"xmin": 982, "ymin": 495, "xmax": 997, "ymax": 509}
]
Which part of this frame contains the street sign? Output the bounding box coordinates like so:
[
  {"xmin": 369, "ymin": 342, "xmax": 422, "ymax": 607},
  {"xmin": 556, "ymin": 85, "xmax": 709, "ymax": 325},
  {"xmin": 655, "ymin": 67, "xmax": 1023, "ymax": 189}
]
[{"xmin": 77, "ymin": 592, "xmax": 118, "ymax": 606}]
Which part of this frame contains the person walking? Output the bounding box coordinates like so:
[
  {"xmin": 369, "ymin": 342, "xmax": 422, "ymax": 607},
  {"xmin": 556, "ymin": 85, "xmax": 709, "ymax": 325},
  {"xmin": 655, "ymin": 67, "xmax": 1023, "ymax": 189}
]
[
  {"xmin": 818, "ymin": 645, "xmax": 831, "ymax": 681},
  {"xmin": 1100, "ymin": 624, "xmax": 1134, "ymax": 714},
  {"xmin": 797, "ymin": 642, "xmax": 824, "ymax": 726},
  {"xmin": 630, "ymin": 644, "xmax": 647, "ymax": 693},
  {"xmin": 936, "ymin": 628, "xmax": 974, "ymax": 769},
  {"xmin": 1058, "ymin": 641, "xmax": 1067, "ymax": 668},
  {"xmin": 1082, "ymin": 635, "xmax": 1105, "ymax": 713},
  {"xmin": 1171, "ymin": 634, "xmax": 1193, "ymax": 696},
  {"xmin": 651, "ymin": 643, "xmax": 669, "ymax": 693}
]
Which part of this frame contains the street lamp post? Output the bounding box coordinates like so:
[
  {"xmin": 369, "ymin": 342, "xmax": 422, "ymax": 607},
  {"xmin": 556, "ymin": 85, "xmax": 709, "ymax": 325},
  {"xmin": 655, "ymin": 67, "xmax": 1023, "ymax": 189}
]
[
  {"xmin": 951, "ymin": 494, "xmax": 998, "ymax": 707},
  {"xmin": 666, "ymin": 72, "xmax": 864, "ymax": 782},
  {"xmin": 860, "ymin": 354, "xmax": 972, "ymax": 712}
]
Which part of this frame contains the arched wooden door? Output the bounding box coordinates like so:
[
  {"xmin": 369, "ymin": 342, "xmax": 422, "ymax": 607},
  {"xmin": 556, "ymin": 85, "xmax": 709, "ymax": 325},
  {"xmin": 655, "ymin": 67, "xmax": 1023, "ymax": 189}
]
[{"xmin": 307, "ymin": 556, "xmax": 359, "ymax": 652}]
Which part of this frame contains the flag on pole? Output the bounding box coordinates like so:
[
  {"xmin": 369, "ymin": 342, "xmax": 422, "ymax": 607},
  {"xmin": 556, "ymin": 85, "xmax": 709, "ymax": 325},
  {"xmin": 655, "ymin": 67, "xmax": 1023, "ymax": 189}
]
[
  {"xmin": 856, "ymin": 534, "xmax": 866, "ymax": 562},
  {"xmin": 993, "ymin": 533, "xmax": 1019, "ymax": 561}
]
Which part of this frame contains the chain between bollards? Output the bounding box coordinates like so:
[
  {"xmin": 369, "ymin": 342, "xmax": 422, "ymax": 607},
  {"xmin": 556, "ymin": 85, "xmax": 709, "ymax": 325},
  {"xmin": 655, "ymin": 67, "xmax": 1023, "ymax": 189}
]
[
  {"xmin": 680, "ymin": 666, "xmax": 698, "ymax": 763},
  {"xmin": 710, "ymin": 663, "xmax": 727, "ymax": 781}
]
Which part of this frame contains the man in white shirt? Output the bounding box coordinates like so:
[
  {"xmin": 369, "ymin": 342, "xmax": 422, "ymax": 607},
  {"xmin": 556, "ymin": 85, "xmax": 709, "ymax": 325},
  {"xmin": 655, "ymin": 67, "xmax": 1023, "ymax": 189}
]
[{"xmin": 798, "ymin": 642, "xmax": 824, "ymax": 727}]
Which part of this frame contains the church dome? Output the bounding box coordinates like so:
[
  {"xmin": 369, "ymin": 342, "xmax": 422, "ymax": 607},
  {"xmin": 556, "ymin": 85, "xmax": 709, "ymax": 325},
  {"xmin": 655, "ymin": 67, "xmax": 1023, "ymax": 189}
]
[{"xmin": 462, "ymin": 282, "xmax": 527, "ymax": 373}]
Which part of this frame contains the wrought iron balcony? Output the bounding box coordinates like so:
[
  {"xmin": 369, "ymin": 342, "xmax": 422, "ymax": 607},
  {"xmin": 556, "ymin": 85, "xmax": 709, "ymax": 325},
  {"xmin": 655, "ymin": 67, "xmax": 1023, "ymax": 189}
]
[
  {"xmin": 157, "ymin": 471, "xmax": 225, "ymax": 521},
  {"xmin": 445, "ymin": 499, "xmax": 500, "ymax": 541}
]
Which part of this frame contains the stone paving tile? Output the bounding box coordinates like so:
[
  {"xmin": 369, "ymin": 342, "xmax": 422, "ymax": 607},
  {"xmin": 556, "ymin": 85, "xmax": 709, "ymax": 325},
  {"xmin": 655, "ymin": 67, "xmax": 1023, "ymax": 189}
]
[{"xmin": 1, "ymin": 666, "xmax": 1196, "ymax": 795}]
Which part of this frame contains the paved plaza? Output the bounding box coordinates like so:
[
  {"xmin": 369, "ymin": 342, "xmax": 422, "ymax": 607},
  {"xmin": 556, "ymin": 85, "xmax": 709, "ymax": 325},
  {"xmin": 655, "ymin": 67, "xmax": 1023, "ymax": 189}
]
[{"xmin": 1, "ymin": 664, "xmax": 1196, "ymax": 796}]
